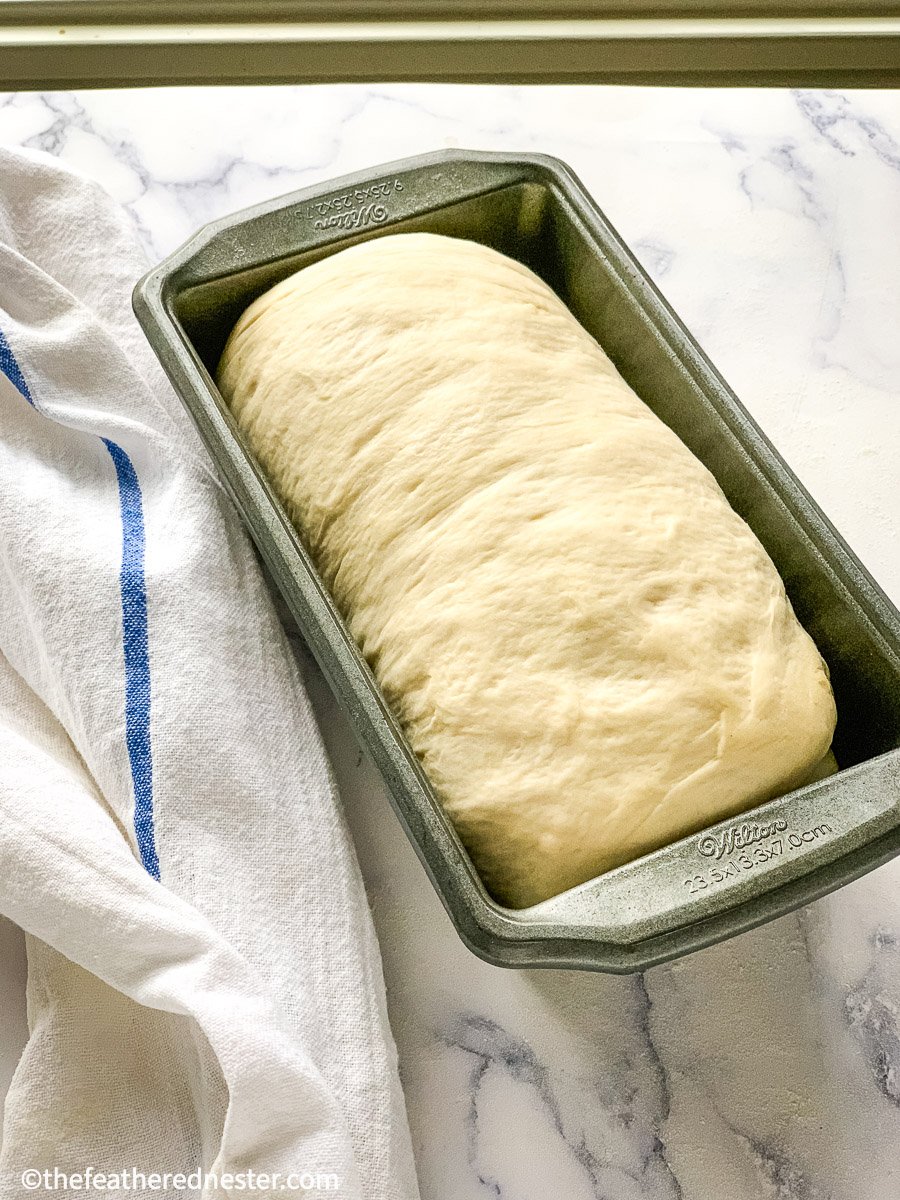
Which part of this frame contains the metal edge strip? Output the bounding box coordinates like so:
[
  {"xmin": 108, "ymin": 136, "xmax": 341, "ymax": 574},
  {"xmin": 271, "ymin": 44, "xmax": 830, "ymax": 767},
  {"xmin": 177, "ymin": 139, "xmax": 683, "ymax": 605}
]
[{"xmin": 2, "ymin": 16, "xmax": 899, "ymax": 88}]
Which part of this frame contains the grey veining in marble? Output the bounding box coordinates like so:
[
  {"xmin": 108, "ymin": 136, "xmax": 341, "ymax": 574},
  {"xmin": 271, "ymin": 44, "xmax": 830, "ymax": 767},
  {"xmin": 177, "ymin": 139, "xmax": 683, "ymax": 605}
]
[{"xmin": 0, "ymin": 84, "xmax": 898, "ymax": 1199}]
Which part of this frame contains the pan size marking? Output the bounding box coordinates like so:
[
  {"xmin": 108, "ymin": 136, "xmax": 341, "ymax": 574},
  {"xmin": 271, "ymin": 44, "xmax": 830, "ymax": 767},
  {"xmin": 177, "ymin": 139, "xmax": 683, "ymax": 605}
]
[
  {"xmin": 682, "ymin": 821, "xmax": 835, "ymax": 895},
  {"xmin": 299, "ymin": 178, "xmax": 404, "ymax": 231},
  {"xmin": 697, "ymin": 818, "xmax": 788, "ymax": 861}
]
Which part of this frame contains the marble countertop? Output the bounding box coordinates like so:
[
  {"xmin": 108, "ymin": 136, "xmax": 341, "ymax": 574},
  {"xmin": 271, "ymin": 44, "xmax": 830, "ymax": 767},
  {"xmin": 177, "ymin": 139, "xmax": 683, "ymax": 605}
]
[{"xmin": 1, "ymin": 84, "xmax": 899, "ymax": 1200}]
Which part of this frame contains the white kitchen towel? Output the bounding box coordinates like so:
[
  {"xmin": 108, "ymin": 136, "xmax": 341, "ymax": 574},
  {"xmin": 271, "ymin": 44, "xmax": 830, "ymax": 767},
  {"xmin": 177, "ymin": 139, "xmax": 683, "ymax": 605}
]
[{"xmin": 0, "ymin": 147, "xmax": 420, "ymax": 1200}]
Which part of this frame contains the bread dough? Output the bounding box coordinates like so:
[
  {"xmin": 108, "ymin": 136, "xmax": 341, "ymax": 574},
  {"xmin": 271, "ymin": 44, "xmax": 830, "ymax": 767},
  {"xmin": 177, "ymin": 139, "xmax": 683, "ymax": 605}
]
[{"xmin": 217, "ymin": 232, "xmax": 837, "ymax": 908}]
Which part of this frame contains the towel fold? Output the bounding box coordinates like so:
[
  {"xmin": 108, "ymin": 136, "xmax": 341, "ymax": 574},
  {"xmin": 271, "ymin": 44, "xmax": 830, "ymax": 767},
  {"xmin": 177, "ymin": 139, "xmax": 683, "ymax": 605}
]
[{"xmin": 0, "ymin": 147, "xmax": 419, "ymax": 1200}]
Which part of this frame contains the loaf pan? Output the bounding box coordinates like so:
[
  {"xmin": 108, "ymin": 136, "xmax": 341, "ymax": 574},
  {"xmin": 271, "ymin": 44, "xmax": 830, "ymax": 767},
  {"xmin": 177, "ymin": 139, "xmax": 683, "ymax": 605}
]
[{"xmin": 133, "ymin": 149, "xmax": 900, "ymax": 973}]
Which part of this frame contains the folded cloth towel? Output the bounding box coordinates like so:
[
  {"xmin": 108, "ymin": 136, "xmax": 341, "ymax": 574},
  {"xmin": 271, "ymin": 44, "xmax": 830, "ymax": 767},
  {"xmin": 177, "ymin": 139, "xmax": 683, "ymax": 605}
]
[{"xmin": 0, "ymin": 148, "xmax": 420, "ymax": 1200}]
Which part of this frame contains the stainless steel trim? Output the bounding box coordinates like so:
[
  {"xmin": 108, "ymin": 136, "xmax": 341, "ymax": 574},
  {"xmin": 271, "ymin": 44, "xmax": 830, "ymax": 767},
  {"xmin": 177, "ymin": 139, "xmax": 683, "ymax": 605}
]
[{"xmin": 0, "ymin": 11, "xmax": 897, "ymax": 88}]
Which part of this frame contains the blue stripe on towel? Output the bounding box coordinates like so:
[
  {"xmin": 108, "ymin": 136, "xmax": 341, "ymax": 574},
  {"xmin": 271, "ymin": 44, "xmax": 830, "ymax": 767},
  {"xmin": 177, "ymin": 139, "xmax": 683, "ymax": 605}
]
[
  {"xmin": 0, "ymin": 322, "xmax": 160, "ymax": 879},
  {"xmin": 102, "ymin": 438, "xmax": 160, "ymax": 880},
  {"xmin": 0, "ymin": 327, "xmax": 34, "ymax": 404}
]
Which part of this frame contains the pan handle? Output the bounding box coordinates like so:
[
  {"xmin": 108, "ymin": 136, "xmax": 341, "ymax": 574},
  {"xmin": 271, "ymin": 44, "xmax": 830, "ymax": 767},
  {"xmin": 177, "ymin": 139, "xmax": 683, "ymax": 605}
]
[
  {"xmin": 165, "ymin": 150, "xmax": 544, "ymax": 288},
  {"xmin": 530, "ymin": 749, "xmax": 900, "ymax": 945}
]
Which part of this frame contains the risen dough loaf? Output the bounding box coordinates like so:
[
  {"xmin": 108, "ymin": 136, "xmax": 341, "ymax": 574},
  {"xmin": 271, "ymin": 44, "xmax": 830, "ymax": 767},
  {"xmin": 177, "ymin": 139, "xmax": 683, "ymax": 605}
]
[{"xmin": 217, "ymin": 232, "xmax": 837, "ymax": 908}]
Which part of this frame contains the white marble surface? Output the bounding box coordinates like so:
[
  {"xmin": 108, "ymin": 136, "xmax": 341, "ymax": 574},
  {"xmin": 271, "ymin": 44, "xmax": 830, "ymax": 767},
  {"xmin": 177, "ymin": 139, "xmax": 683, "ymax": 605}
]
[{"xmin": 1, "ymin": 84, "xmax": 899, "ymax": 1199}]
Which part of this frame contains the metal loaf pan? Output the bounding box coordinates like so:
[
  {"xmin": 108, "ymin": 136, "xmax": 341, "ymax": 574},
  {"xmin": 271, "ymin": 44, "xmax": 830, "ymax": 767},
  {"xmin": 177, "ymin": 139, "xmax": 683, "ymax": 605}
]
[{"xmin": 133, "ymin": 150, "xmax": 900, "ymax": 973}]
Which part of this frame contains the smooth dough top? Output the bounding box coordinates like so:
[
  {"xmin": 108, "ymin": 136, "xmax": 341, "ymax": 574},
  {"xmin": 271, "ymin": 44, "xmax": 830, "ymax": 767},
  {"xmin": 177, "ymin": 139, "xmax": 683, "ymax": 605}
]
[{"xmin": 217, "ymin": 232, "xmax": 837, "ymax": 908}]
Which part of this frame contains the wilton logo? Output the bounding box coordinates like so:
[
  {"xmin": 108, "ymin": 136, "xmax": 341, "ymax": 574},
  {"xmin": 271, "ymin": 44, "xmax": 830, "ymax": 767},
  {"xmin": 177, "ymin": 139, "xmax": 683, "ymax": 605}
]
[
  {"xmin": 697, "ymin": 819, "xmax": 788, "ymax": 861},
  {"xmin": 299, "ymin": 178, "xmax": 404, "ymax": 231}
]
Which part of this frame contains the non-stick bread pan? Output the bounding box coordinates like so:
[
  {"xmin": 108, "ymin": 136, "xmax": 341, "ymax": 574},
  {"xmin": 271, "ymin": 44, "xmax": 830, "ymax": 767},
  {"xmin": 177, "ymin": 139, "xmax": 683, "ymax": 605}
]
[{"xmin": 133, "ymin": 149, "xmax": 900, "ymax": 972}]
